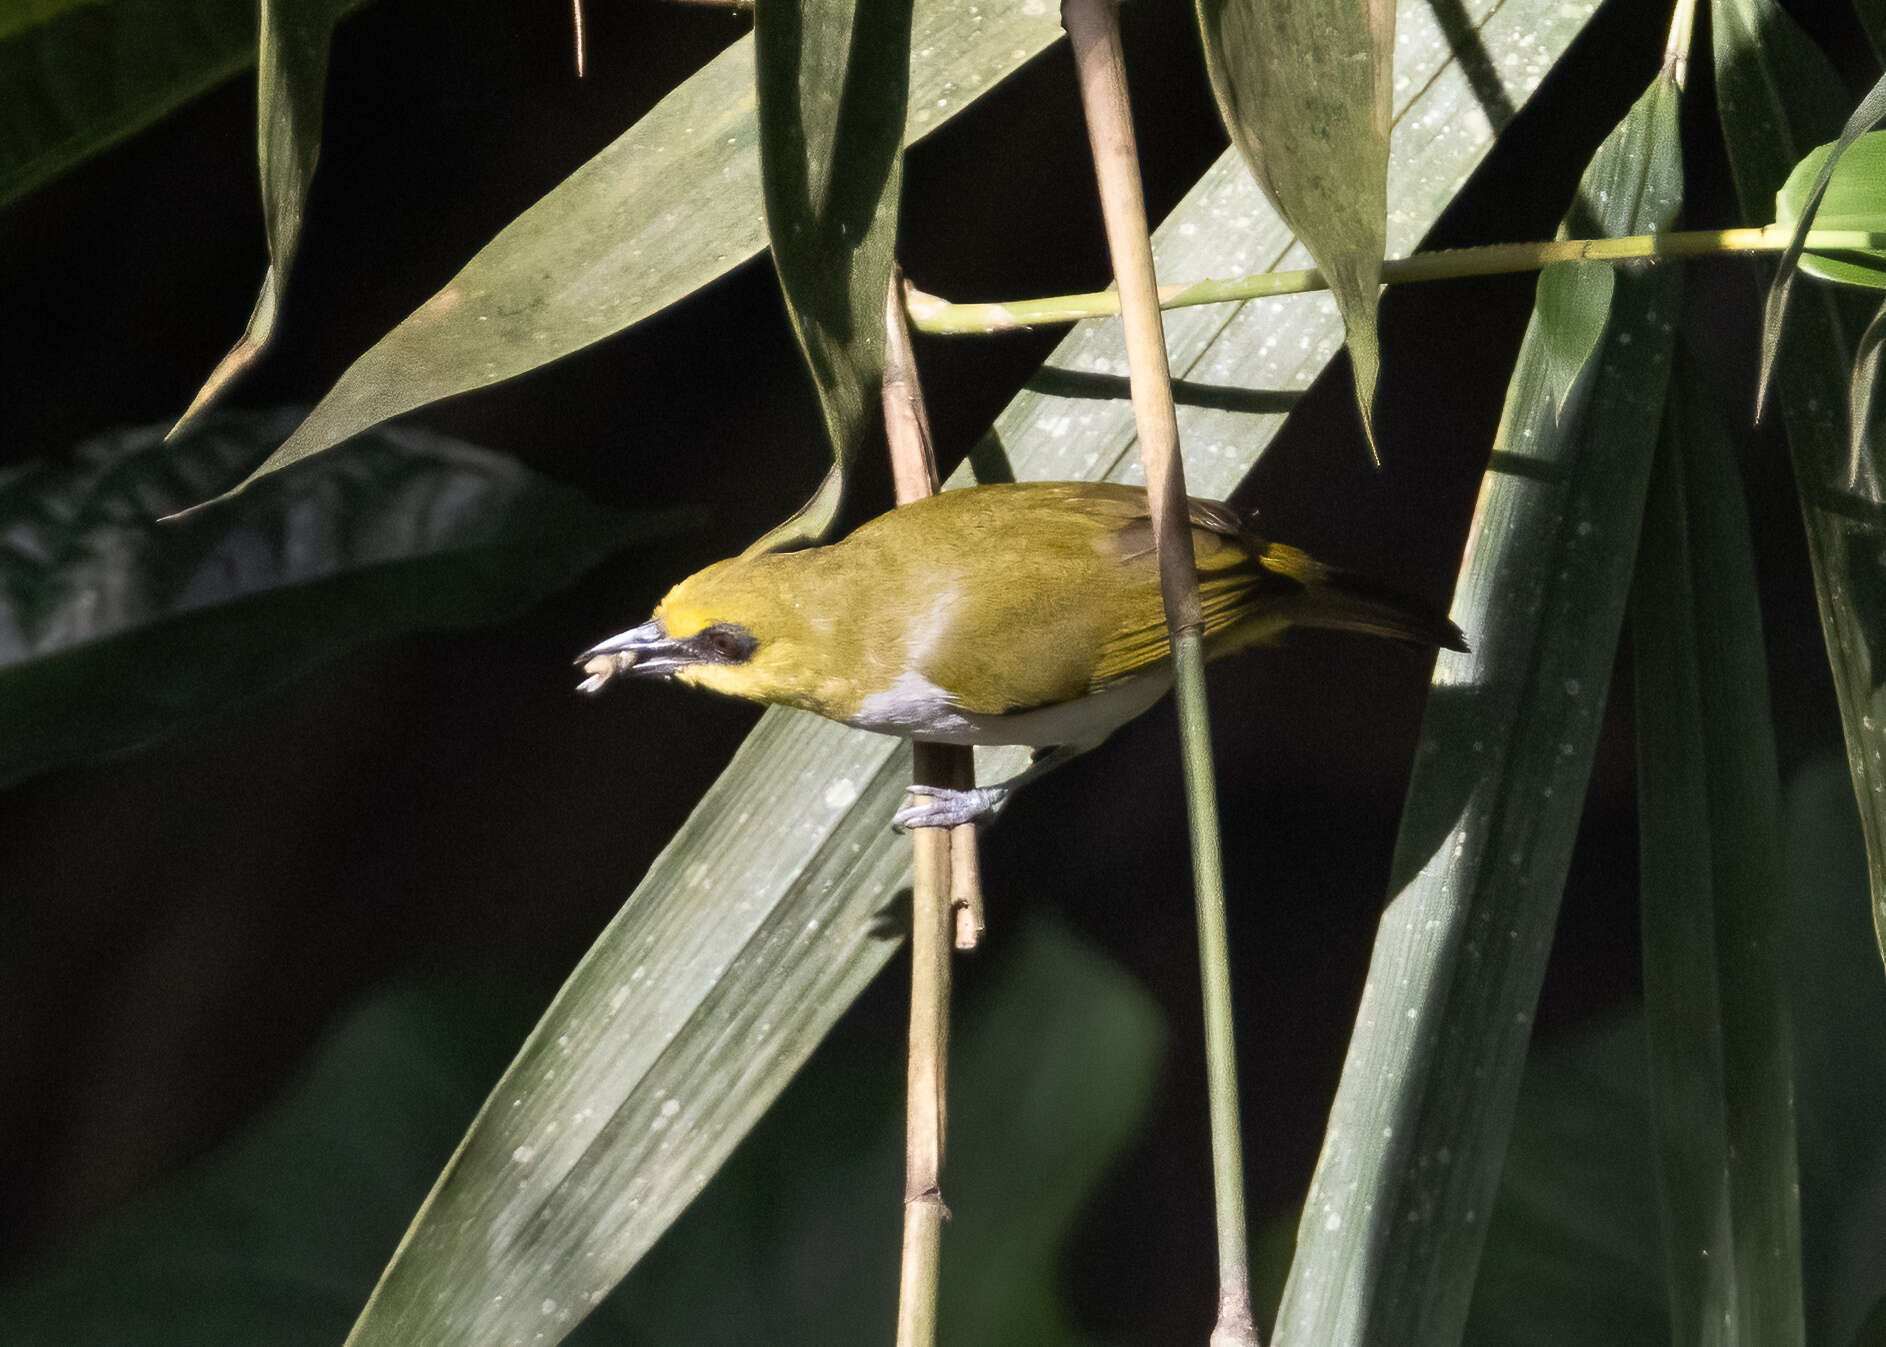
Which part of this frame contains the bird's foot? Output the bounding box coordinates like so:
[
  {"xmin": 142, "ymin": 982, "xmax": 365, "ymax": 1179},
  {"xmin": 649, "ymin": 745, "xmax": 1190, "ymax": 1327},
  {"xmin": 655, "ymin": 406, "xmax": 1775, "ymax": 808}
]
[{"xmin": 892, "ymin": 784, "xmax": 1010, "ymax": 832}]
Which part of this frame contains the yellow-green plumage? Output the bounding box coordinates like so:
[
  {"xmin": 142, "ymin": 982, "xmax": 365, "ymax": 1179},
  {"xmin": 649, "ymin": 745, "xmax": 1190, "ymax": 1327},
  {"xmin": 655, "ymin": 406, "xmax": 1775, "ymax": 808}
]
[{"xmin": 613, "ymin": 482, "xmax": 1461, "ymax": 744}]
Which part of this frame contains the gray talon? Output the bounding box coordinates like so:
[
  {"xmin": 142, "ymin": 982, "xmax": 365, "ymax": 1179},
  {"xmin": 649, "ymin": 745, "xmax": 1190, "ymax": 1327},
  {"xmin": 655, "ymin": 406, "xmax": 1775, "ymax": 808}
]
[{"xmin": 892, "ymin": 784, "xmax": 1011, "ymax": 832}]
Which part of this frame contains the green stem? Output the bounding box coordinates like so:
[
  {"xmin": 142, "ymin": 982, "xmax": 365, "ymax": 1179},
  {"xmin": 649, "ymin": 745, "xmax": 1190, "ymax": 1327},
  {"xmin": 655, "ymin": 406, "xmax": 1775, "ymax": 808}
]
[
  {"xmin": 1174, "ymin": 631, "xmax": 1252, "ymax": 1346},
  {"xmin": 904, "ymin": 226, "xmax": 1886, "ymax": 335},
  {"xmin": 1060, "ymin": 0, "xmax": 1254, "ymax": 1340}
]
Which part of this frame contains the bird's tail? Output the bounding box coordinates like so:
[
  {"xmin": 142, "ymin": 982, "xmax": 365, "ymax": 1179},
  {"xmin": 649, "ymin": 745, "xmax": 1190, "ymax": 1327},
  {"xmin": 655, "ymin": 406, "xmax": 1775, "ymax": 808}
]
[{"xmin": 1256, "ymin": 543, "xmax": 1468, "ymax": 652}]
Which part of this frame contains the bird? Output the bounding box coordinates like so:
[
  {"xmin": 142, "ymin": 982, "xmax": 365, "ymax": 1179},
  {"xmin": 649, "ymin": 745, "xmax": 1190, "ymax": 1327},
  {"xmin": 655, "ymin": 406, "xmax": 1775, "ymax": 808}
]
[{"xmin": 576, "ymin": 481, "xmax": 1465, "ymax": 829}]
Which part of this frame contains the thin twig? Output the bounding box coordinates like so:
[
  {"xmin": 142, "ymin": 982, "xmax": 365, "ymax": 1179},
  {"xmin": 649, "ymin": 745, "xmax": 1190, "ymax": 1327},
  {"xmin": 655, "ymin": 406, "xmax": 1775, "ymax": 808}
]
[
  {"xmin": 904, "ymin": 226, "xmax": 1886, "ymax": 335},
  {"xmin": 884, "ymin": 267, "xmax": 974, "ymax": 1347},
  {"xmin": 1061, "ymin": 0, "xmax": 1256, "ymax": 1343},
  {"xmin": 897, "ymin": 747, "xmax": 953, "ymax": 1347},
  {"xmin": 571, "ymin": 0, "xmax": 586, "ymax": 77}
]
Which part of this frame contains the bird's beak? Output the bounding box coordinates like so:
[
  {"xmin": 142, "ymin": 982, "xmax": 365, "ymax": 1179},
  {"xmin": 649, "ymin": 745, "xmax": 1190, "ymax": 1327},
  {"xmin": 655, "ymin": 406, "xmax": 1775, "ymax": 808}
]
[{"xmin": 574, "ymin": 619, "xmax": 692, "ymax": 693}]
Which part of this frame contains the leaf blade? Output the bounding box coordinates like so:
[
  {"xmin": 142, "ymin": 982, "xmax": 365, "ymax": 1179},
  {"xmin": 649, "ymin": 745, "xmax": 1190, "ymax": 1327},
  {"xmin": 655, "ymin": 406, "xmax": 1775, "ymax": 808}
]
[
  {"xmin": 1274, "ymin": 64, "xmax": 1685, "ymax": 1347},
  {"xmin": 0, "ymin": 410, "xmax": 689, "ymax": 785},
  {"xmin": 1714, "ymin": 0, "xmax": 1886, "ymax": 975},
  {"xmin": 1631, "ymin": 344, "xmax": 1805, "ymax": 1347},
  {"xmin": 168, "ymin": 0, "xmax": 336, "ymax": 439},
  {"xmin": 1195, "ymin": 0, "xmax": 1393, "ymax": 459},
  {"xmin": 749, "ymin": 0, "xmax": 911, "ymax": 547},
  {"xmin": 213, "ymin": 0, "xmax": 1065, "ymax": 502}
]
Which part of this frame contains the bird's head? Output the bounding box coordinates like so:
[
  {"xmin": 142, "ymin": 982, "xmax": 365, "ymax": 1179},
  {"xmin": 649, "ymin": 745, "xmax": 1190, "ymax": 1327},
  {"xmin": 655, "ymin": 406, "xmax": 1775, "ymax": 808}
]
[{"xmin": 575, "ymin": 556, "xmax": 814, "ymax": 704}]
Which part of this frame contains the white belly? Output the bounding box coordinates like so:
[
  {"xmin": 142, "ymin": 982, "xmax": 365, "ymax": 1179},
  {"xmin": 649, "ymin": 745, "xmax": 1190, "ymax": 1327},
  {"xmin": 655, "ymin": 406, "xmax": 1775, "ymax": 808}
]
[{"xmin": 850, "ymin": 669, "xmax": 1172, "ymax": 751}]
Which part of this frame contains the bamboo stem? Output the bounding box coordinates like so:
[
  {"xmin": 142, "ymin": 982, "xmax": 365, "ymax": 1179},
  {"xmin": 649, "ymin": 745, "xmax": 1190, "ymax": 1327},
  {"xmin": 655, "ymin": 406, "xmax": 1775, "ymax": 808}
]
[
  {"xmin": 1061, "ymin": 1, "xmax": 1255, "ymax": 1342},
  {"xmin": 884, "ymin": 267, "xmax": 975, "ymax": 1347},
  {"xmin": 896, "ymin": 759, "xmax": 953, "ymax": 1347},
  {"xmin": 904, "ymin": 226, "xmax": 1886, "ymax": 335}
]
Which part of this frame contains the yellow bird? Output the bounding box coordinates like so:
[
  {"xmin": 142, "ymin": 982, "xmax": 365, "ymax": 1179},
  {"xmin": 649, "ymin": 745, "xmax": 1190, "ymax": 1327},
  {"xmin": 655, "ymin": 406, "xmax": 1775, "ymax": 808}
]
[{"xmin": 578, "ymin": 481, "xmax": 1464, "ymax": 828}]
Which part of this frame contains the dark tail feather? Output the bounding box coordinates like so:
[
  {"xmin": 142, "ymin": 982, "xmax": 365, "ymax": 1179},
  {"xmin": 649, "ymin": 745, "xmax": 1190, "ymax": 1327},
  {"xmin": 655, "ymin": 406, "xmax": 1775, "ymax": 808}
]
[{"xmin": 1296, "ymin": 572, "xmax": 1468, "ymax": 652}]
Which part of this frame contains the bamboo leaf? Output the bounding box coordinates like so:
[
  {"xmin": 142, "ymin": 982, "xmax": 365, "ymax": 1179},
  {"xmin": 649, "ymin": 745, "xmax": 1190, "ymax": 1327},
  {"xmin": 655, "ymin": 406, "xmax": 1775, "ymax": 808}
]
[
  {"xmin": 1194, "ymin": 0, "xmax": 1393, "ymax": 460},
  {"xmin": 1631, "ymin": 343, "xmax": 1804, "ymax": 1347},
  {"xmin": 1714, "ymin": 0, "xmax": 1886, "ymax": 975},
  {"xmin": 168, "ymin": 0, "xmax": 336, "ymax": 440},
  {"xmin": 1756, "ymin": 74, "xmax": 1886, "ymax": 409},
  {"xmin": 0, "ymin": 0, "xmax": 356, "ymax": 209},
  {"xmin": 205, "ymin": 0, "xmax": 1064, "ymax": 506},
  {"xmin": 337, "ymin": 4, "xmax": 1601, "ymax": 1343},
  {"xmin": 1274, "ymin": 62, "xmax": 1684, "ymax": 1347},
  {"xmin": 1775, "ymin": 132, "xmax": 1886, "ymax": 291},
  {"xmin": 747, "ymin": 0, "xmax": 910, "ymax": 550},
  {"xmin": 0, "ymin": 410, "xmax": 688, "ymax": 786}
]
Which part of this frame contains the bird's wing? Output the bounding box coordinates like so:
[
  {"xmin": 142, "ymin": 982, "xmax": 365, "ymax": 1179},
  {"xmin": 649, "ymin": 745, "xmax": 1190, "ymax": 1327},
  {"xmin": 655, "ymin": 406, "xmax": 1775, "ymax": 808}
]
[{"xmin": 1086, "ymin": 498, "xmax": 1312, "ymax": 692}]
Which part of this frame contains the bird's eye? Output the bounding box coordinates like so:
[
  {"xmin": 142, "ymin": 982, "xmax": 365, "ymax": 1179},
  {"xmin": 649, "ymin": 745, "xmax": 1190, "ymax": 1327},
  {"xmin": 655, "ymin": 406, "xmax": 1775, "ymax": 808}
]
[{"xmin": 703, "ymin": 625, "xmax": 754, "ymax": 661}]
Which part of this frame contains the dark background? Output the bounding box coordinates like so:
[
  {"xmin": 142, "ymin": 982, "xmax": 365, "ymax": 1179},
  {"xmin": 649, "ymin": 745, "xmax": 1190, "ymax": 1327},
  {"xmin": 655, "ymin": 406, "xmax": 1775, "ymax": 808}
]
[{"xmin": 0, "ymin": 0, "xmax": 1876, "ymax": 1339}]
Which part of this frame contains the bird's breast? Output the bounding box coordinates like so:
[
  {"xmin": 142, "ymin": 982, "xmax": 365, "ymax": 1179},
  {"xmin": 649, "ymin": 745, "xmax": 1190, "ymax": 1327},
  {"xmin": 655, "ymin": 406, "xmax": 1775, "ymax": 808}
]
[{"xmin": 848, "ymin": 668, "xmax": 1172, "ymax": 750}]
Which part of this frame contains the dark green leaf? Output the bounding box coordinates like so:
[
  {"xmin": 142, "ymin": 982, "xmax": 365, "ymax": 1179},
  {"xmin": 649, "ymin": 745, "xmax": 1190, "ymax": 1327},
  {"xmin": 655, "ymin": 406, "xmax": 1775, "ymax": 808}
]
[
  {"xmin": 1195, "ymin": 0, "xmax": 1392, "ymax": 460},
  {"xmin": 1275, "ymin": 65, "xmax": 1683, "ymax": 1347},
  {"xmin": 1631, "ymin": 344, "xmax": 1804, "ymax": 1346},
  {"xmin": 749, "ymin": 0, "xmax": 910, "ymax": 548},
  {"xmin": 0, "ymin": 410, "xmax": 689, "ymax": 785},
  {"xmin": 1462, "ymin": 1020, "xmax": 1666, "ymax": 1347},
  {"xmin": 0, "ymin": 0, "xmax": 357, "ymax": 210},
  {"xmin": 169, "ymin": 0, "xmax": 337, "ymax": 438},
  {"xmin": 0, "ymin": 982, "xmax": 534, "ymax": 1347},
  {"xmin": 1715, "ymin": 0, "xmax": 1886, "ymax": 975},
  {"xmin": 208, "ymin": 0, "xmax": 1065, "ymax": 504},
  {"xmin": 0, "ymin": 918, "xmax": 1159, "ymax": 1347},
  {"xmin": 1757, "ymin": 74, "xmax": 1886, "ymax": 407}
]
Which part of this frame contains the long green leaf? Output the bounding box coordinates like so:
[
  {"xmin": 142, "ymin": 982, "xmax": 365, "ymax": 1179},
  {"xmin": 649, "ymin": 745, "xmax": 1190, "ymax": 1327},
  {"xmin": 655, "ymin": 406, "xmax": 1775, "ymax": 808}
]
[
  {"xmin": 209, "ymin": 0, "xmax": 1064, "ymax": 504},
  {"xmin": 0, "ymin": 410, "xmax": 688, "ymax": 786},
  {"xmin": 1631, "ymin": 344, "xmax": 1804, "ymax": 1347},
  {"xmin": 168, "ymin": 0, "xmax": 336, "ymax": 440},
  {"xmin": 1274, "ymin": 58, "xmax": 1684, "ymax": 1347},
  {"xmin": 338, "ymin": 4, "xmax": 1600, "ymax": 1344},
  {"xmin": 1714, "ymin": 0, "xmax": 1886, "ymax": 975},
  {"xmin": 1194, "ymin": 0, "xmax": 1392, "ymax": 459},
  {"xmin": 749, "ymin": 0, "xmax": 910, "ymax": 550}
]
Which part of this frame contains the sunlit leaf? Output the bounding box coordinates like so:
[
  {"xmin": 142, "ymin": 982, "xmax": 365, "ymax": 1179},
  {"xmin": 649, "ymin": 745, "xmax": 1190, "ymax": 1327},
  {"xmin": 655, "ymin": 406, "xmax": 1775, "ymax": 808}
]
[
  {"xmin": 0, "ymin": 410, "xmax": 689, "ymax": 785},
  {"xmin": 0, "ymin": 0, "xmax": 357, "ymax": 210},
  {"xmin": 1275, "ymin": 60, "xmax": 1683, "ymax": 1347},
  {"xmin": 1715, "ymin": 0, "xmax": 1886, "ymax": 975},
  {"xmin": 746, "ymin": 0, "xmax": 910, "ymax": 550},
  {"xmin": 208, "ymin": 0, "xmax": 1066, "ymax": 504},
  {"xmin": 1631, "ymin": 344, "xmax": 1804, "ymax": 1346},
  {"xmin": 1774, "ymin": 130, "xmax": 1886, "ymax": 291},
  {"xmin": 169, "ymin": 0, "xmax": 336, "ymax": 440},
  {"xmin": 336, "ymin": 3, "xmax": 1601, "ymax": 1342},
  {"xmin": 1756, "ymin": 74, "xmax": 1886, "ymax": 408},
  {"xmin": 1195, "ymin": 0, "xmax": 1392, "ymax": 460}
]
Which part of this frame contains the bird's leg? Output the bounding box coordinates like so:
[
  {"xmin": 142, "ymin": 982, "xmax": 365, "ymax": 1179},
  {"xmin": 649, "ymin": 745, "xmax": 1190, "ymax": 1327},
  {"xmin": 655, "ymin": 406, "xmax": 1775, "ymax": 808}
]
[{"xmin": 892, "ymin": 745, "xmax": 1082, "ymax": 831}]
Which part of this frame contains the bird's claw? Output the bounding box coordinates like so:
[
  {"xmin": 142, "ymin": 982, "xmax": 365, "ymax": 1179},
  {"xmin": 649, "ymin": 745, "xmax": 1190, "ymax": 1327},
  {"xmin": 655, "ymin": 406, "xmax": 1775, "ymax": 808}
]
[{"xmin": 892, "ymin": 784, "xmax": 1010, "ymax": 832}]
